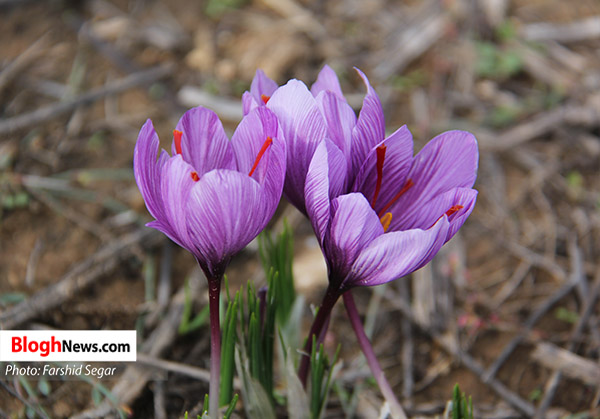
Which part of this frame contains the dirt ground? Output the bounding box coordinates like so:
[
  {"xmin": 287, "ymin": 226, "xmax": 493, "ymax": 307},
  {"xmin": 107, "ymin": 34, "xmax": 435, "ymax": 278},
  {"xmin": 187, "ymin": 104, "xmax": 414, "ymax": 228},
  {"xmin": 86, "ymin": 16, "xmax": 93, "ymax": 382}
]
[{"xmin": 0, "ymin": 0, "xmax": 599, "ymax": 418}]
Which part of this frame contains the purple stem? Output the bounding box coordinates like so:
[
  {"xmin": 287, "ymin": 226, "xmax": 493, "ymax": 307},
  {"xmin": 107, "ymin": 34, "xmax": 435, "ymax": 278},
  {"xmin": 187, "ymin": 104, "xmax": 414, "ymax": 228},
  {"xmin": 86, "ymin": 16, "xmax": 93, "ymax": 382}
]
[
  {"xmin": 343, "ymin": 290, "xmax": 407, "ymax": 419},
  {"xmin": 298, "ymin": 285, "xmax": 340, "ymax": 387},
  {"xmin": 207, "ymin": 276, "xmax": 222, "ymax": 419}
]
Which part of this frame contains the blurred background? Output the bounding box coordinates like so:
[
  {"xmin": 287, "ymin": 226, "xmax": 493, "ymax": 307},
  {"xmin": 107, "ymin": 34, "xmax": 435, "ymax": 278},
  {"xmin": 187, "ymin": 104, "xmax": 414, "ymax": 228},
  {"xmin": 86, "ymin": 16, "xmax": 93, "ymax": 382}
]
[{"xmin": 0, "ymin": 0, "xmax": 599, "ymax": 417}]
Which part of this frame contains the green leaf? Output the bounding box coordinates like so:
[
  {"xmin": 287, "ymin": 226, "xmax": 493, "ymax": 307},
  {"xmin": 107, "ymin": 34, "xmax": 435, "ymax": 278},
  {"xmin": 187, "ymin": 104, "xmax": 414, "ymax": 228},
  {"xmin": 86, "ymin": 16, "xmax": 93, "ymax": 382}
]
[
  {"xmin": 0, "ymin": 292, "xmax": 27, "ymax": 307},
  {"xmin": 528, "ymin": 388, "xmax": 543, "ymax": 402},
  {"xmin": 555, "ymin": 307, "xmax": 579, "ymax": 324},
  {"xmin": 475, "ymin": 41, "xmax": 522, "ymax": 79},
  {"xmin": 202, "ymin": 393, "xmax": 209, "ymax": 416},
  {"xmin": 220, "ymin": 292, "xmax": 240, "ymax": 406},
  {"xmin": 450, "ymin": 383, "xmax": 474, "ymax": 419},
  {"xmin": 37, "ymin": 378, "xmax": 51, "ymax": 396},
  {"xmin": 143, "ymin": 255, "xmax": 156, "ymax": 302},
  {"xmin": 223, "ymin": 393, "xmax": 239, "ymax": 419},
  {"xmin": 309, "ymin": 337, "xmax": 339, "ymax": 419},
  {"xmin": 258, "ymin": 219, "xmax": 296, "ymax": 325},
  {"xmin": 496, "ymin": 20, "xmax": 518, "ymax": 42},
  {"xmin": 92, "ymin": 386, "xmax": 103, "ymax": 406},
  {"xmin": 178, "ymin": 281, "xmax": 210, "ymax": 335}
]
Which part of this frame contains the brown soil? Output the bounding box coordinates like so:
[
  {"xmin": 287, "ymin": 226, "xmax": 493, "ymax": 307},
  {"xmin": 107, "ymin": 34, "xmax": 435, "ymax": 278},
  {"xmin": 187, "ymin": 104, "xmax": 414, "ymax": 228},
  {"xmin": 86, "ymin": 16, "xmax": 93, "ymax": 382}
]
[{"xmin": 1, "ymin": 0, "xmax": 599, "ymax": 418}]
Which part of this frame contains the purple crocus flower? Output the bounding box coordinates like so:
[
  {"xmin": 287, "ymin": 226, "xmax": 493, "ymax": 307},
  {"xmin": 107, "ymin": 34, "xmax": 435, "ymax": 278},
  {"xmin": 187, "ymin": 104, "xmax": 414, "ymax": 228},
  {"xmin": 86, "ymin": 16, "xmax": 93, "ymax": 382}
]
[
  {"xmin": 300, "ymin": 128, "xmax": 477, "ymax": 417},
  {"xmin": 275, "ymin": 67, "xmax": 478, "ymax": 393},
  {"xmin": 306, "ymin": 129, "xmax": 478, "ymax": 291},
  {"xmin": 134, "ymin": 105, "xmax": 285, "ymax": 417},
  {"xmin": 134, "ymin": 105, "xmax": 286, "ymax": 279}
]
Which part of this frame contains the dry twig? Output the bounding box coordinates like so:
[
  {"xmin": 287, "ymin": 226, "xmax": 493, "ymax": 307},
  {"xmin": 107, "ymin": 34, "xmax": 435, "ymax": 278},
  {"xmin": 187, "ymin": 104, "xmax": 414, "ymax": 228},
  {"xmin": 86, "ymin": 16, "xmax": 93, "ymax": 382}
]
[
  {"xmin": 0, "ymin": 228, "xmax": 161, "ymax": 329},
  {"xmin": 522, "ymin": 16, "xmax": 600, "ymax": 43},
  {"xmin": 482, "ymin": 278, "xmax": 576, "ymax": 382},
  {"xmin": 534, "ymin": 266, "xmax": 600, "ymax": 418},
  {"xmin": 0, "ymin": 32, "xmax": 50, "ymax": 95},
  {"xmin": 373, "ymin": 1, "xmax": 447, "ymax": 78},
  {"xmin": 0, "ymin": 64, "xmax": 173, "ymax": 135},
  {"xmin": 383, "ymin": 290, "xmax": 535, "ymax": 417},
  {"xmin": 532, "ymin": 342, "xmax": 600, "ymax": 388}
]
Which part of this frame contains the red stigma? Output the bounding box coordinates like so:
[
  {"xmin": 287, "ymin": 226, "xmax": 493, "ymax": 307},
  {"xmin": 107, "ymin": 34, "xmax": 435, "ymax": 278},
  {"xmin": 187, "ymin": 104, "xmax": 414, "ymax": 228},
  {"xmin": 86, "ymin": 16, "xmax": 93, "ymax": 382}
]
[
  {"xmin": 173, "ymin": 130, "xmax": 183, "ymax": 155},
  {"xmin": 249, "ymin": 137, "xmax": 273, "ymax": 177},
  {"xmin": 371, "ymin": 144, "xmax": 387, "ymax": 208},
  {"xmin": 445, "ymin": 205, "xmax": 464, "ymax": 217},
  {"xmin": 429, "ymin": 204, "xmax": 464, "ymax": 229},
  {"xmin": 190, "ymin": 171, "xmax": 200, "ymax": 182},
  {"xmin": 378, "ymin": 179, "xmax": 415, "ymax": 218},
  {"xmin": 261, "ymin": 94, "xmax": 270, "ymax": 104}
]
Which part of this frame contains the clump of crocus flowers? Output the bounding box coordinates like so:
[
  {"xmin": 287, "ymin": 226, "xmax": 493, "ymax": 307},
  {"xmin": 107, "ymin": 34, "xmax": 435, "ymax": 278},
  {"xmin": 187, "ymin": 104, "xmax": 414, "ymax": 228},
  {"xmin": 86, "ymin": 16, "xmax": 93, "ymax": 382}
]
[{"xmin": 134, "ymin": 66, "xmax": 478, "ymax": 419}]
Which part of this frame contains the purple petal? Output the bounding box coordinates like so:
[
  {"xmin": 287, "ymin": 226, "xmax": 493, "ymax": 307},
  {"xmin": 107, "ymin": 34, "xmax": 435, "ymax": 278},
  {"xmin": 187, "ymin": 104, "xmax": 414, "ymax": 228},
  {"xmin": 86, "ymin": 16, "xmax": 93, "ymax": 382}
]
[
  {"xmin": 258, "ymin": 134, "xmax": 287, "ymax": 218},
  {"xmin": 350, "ymin": 68, "xmax": 386, "ymax": 176},
  {"xmin": 347, "ymin": 216, "xmax": 449, "ymax": 288},
  {"xmin": 231, "ymin": 107, "xmax": 286, "ymax": 217},
  {"xmin": 174, "ymin": 106, "xmax": 236, "ymax": 176},
  {"xmin": 250, "ymin": 69, "xmax": 278, "ymax": 104},
  {"xmin": 310, "ymin": 64, "xmax": 344, "ymax": 100},
  {"xmin": 242, "ymin": 91, "xmax": 258, "ymax": 116},
  {"xmin": 158, "ymin": 155, "xmax": 198, "ymax": 251},
  {"xmin": 324, "ymin": 193, "xmax": 384, "ymax": 283},
  {"xmin": 385, "ymin": 130, "xmax": 479, "ymax": 230},
  {"xmin": 315, "ymin": 90, "xmax": 356, "ymax": 171},
  {"xmin": 352, "ymin": 125, "xmax": 413, "ymax": 211},
  {"xmin": 267, "ymin": 79, "xmax": 328, "ymax": 213},
  {"xmin": 146, "ymin": 219, "xmax": 179, "ymax": 248},
  {"xmin": 392, "ymin": 186, "xmax": 478, "ymax": 234},
  {"xmin": 186, "ymin": 169, "xmax": 272, "ymax": 273},
  {"xmin": 304, "ymin": 139, "xmax": 347, "ymax": 244},
  {"xmin": 231, "ymin": 107, "xmax": 280, "ymax": 180},
  {"xmin": 443, "ymin": 188, "xmax": 478, "ymax": 242},
  {"xmin": 134, "ymin": 119, "xmax": 167, "ymax": 221}
]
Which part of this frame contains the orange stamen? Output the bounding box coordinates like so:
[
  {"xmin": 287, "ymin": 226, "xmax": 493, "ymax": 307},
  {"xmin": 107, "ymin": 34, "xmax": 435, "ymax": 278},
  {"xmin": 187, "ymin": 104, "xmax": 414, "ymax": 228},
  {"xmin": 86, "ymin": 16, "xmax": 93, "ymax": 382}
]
[
  {"xmin": 445, "ymin": 205, "xmax": 463, "ymax": 217},
  {"xmin": 249, "ymin": 137, "xmax": 273, "ymax": 177},
  {"xmin": 371, "ymin": 144, "xmax": 387, "ymax": 208},
  {"xmin": 173, "ymin": 130, "xmax": 183, "ymax": 155},
  {"xmin": 378, "ymin": 179, "xmax": 415, "ymax": 218},
  {"xmin": 191, "ymin": 171, "xmax": 200, "ymax": 182},
  {"xmin": 380, "ymin": 212, "xmax": 392, "ymax": 232},
  {"xmin": 261, "ymin": 94, "xmax": 270, "ymax": 104}
]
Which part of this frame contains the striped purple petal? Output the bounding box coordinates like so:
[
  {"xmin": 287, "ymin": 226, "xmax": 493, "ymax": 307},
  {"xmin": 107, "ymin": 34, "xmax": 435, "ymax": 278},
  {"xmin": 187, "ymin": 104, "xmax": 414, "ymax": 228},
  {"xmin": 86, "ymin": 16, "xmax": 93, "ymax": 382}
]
[
  {"xmin": 173, "ymin": 107, "xmax": 236, "ymax": 176},
  {"xmin": 267, "ymin": 79, "xmax": 328, "ymax": 213}
]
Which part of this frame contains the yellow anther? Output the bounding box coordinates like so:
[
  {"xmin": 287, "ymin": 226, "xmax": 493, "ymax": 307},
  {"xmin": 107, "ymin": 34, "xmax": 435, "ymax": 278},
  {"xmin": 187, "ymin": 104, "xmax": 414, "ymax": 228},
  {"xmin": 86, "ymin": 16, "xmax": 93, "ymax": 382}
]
[{"xmin": 380, "ymin": 212, "xmax": 392, "ymax": 232}]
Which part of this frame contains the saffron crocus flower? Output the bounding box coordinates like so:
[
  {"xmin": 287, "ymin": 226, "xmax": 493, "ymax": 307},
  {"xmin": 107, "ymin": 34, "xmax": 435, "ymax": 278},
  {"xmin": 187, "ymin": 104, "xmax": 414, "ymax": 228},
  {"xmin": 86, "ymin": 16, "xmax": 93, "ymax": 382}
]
[
  {"xmin": 134, "ymin": 105, "xmax": 286, "ymax": 279},
  {"xmin": 134, "ymin": 105, "xmax": 285, "ymax": 418},
  {"xmin": 251, "ymin": 66, "xmax": 478, "ymax": 290},
  {"xmin": 242, "ymin": 65, "xmax": 359, "ymax": 213},
  {"xmin": 307, "ymin": 129, "xmax": 478, "ymax": 292},
  {"xmin": 291, "ymin": 68, "xmax": 478, "ymax": 402},
  {"xmin": 304, "ymin": 132, "xmax": 477, "ymax": 419},
  {"xmin": 298, "ymin": 129, "xmax": 478, "ymax": 382}
]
